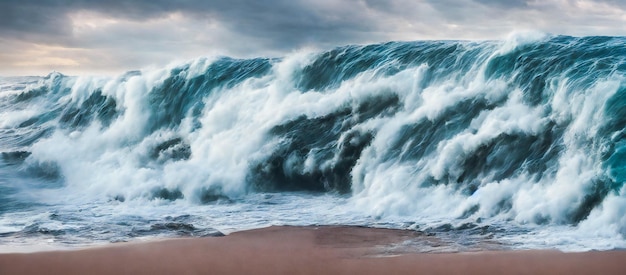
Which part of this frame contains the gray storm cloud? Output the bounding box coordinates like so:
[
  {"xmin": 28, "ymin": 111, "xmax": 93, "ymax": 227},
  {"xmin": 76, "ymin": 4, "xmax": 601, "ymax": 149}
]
[{"xmin": 0, "ymin": 0, "xmax": 625, "ymax": 75}]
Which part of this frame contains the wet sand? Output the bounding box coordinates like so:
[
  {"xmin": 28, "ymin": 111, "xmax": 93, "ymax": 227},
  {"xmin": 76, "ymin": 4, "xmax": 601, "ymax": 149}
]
[{"xmin": 1, "ymin": 226, "xmax": 625, "ymax": 274}]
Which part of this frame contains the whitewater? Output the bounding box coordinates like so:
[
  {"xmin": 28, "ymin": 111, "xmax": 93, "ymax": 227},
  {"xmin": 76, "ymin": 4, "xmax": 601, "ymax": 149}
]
[{"xmin": 1, "ymin": 33, "xmax": 625, "ymax": 252}]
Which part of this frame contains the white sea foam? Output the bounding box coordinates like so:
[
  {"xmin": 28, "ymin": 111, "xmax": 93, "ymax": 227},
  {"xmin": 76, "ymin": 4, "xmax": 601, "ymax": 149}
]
[{"xmin": 1, "ymin": 35, "xmax": 625, "ymax": 251}]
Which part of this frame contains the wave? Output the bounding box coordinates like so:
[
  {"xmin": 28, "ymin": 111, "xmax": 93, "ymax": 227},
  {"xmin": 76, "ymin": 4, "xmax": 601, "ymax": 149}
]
[{"xmin": 1, "ymin": 33, "xmax": 625, "ymax": 238}]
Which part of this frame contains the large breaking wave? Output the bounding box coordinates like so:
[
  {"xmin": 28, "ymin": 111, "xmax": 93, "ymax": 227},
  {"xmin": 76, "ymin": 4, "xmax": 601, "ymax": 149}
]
[{"xmin": 1, "ymin": 32, "xmax": 626, "ymax": 248}]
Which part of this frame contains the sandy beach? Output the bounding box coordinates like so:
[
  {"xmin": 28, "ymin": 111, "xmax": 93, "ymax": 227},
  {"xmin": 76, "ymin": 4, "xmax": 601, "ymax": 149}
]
[{"xmin": 1, "ymin": 226, "xmax": 625, "ymax": 275}]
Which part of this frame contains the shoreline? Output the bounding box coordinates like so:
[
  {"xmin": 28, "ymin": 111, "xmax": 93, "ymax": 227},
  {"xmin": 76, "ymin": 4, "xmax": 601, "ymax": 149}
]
[{"xmin": 1, "ymin": 225, "xmax": 625, "ymax": 274}]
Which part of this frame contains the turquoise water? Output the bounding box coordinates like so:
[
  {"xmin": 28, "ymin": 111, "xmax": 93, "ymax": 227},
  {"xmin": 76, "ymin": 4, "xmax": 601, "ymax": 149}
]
[{"xmin": 0, "ymin": 33, "xmax": 625, "ymax": 251}]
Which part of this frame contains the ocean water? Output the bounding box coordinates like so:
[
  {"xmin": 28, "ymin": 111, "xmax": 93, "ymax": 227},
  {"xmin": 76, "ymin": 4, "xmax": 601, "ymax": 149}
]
[{"xmin": 1, "ymin": 32, "xmax": 625, "ymax": 252}]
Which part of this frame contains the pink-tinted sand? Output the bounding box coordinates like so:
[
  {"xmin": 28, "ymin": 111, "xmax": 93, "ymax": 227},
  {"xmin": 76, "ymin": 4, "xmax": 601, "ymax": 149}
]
[{"xmin": 1, "ymin": 226, "xmax": 625, "ymax": 274}]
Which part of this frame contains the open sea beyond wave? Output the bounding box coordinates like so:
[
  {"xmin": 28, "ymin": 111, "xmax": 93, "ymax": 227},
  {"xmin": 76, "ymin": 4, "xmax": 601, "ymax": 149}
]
[{"xmin": 1, "ymin": 33, "xmax": 625, "ymax": 252}]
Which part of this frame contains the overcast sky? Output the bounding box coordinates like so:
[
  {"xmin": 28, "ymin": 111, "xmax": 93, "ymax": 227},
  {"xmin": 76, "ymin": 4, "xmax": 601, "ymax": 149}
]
[{"xmin": 1, "ymin": 0, "xmax": 625, "ymax": 76}]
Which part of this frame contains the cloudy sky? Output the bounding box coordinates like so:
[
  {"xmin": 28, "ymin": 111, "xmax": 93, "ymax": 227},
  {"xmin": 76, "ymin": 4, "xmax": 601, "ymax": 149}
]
[{"xmin": 1, "ymin": 0, "xmax": 625, "ymax": 76}]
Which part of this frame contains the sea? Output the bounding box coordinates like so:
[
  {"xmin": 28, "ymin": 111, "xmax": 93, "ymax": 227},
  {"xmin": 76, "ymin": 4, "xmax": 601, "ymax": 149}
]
[{"xmin": 1, "ymin": 32, "xmax": 625, "ymax": 252}]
